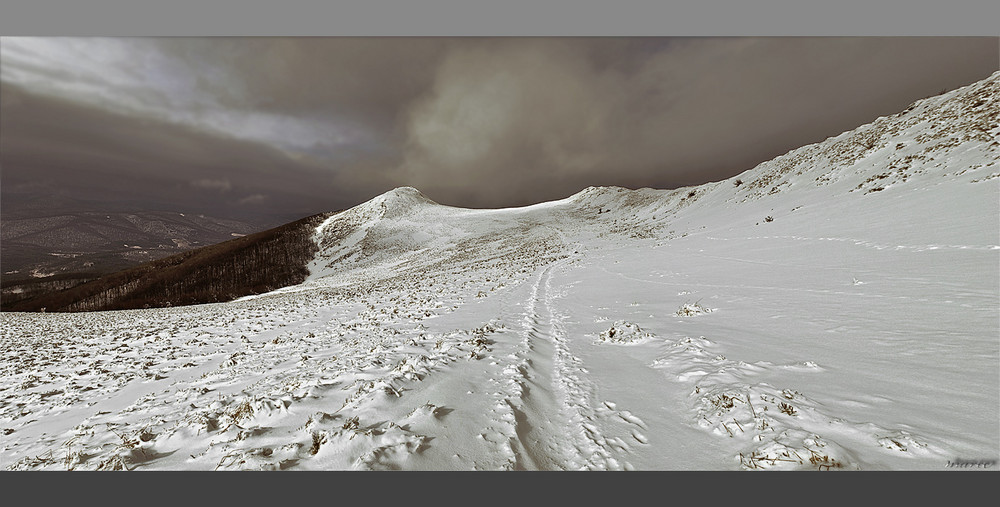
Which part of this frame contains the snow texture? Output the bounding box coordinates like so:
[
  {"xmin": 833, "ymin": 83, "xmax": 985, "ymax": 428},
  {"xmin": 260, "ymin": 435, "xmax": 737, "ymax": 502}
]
[{"xmin": 1, "ymin": 71, "xmax": 998, "ymax": 471}]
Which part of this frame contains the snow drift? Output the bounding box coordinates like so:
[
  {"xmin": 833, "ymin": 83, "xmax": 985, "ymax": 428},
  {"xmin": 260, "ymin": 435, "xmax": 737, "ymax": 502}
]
[{"xmin": 1, "ymin": 71, "xmax": 997, "ymax": 470}]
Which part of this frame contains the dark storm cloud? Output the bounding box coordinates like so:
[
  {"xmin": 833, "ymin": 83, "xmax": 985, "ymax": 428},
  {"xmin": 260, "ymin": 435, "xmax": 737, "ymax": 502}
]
[
  {"xmin": 0, "ymin": 82, "xmax": 386, "ymax": 220},
  {"xmin": 397, "ymin": 37, "xmax": 999, "ymax": 207},
  {"xmin": 151, "ymin": 38, "xmax": 449, "ymax": 125},
  {"xmin": 2, "ymin": 37, "xmax": 997, "ymax": 216},
  {"xmin": 0, "ymin": 37, "xmax": 445, "ymax": 159}
]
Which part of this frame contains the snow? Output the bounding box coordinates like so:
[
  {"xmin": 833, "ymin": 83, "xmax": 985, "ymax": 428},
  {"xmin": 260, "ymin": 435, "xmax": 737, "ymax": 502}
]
[{"xmin": 1, "ymin": 72, "xmax": 998, "ymax": 471}]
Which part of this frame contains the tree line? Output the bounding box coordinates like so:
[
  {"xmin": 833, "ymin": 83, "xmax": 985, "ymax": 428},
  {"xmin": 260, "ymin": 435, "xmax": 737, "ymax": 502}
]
[{"xmin": 6, "ymin": 213, "xmax": 333, "ymax": 313}]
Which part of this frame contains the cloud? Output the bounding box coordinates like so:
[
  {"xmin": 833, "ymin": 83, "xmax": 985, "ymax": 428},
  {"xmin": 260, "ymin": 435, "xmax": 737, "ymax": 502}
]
[
  {"xmin": 0, "ymin": 81, "xmax": 364, "ymax": 220},
  {"xmin": 2, "ymin": 37, "xmax": 997, "ymax": 215},
  {"xmin": 0, "ymin": 37, "xmax": 429, "ymax": 157},
  {"xmin": 237, "ymin": 194, "xmax": 267, "ymax": 205},
  {"xmin": 395, "ymin": 37, "xmax": 999, "ymax": 207},
  {"xmin": 403, "ymin": 40, "xmax": 613, "ymax": 175}
]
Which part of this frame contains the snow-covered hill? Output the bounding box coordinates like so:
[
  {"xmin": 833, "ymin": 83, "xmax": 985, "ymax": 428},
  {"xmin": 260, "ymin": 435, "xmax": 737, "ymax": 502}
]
[{"xmin": 1, "ymin": 71, "xmax": 997, "ymax": 471}]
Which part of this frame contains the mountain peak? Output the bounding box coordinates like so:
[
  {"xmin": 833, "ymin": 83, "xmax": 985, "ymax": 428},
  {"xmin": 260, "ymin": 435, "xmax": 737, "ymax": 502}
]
[
  {"xmin": 373, "ymin": 187, "xmax": 435, "ymax": 205},
  {"xmin": 380, "ymin": 186, "xmax": 428, "ymax": 199},
  {"xmin": 363, "ymin": 186, "xmax": 438, "ymax": 219}
]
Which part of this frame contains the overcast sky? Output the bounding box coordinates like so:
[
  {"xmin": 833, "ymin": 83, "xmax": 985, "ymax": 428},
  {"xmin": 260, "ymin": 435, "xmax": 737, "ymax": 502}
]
[{"xmin": 1, "ymin": 37, "xmax": 997, "ymax": 221}]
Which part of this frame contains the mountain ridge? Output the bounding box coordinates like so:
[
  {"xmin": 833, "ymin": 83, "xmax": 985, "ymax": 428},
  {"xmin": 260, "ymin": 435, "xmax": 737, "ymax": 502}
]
[
  {"xmin": 4, "ymin": 70, "xmax": 997, "ymax": 312},
  {"xmin": 1, "ymin": 72, "xmax": 997, "ymax": 472}
]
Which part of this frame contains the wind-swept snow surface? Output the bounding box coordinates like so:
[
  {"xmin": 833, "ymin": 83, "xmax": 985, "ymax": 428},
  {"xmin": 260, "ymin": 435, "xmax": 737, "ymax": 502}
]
[{"xmin": 2, "ymin": 72, "xmax": 998, "ymax": 470}]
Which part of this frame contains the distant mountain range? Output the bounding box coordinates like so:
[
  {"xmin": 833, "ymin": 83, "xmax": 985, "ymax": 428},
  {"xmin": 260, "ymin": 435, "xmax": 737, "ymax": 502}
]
[
  {"xmin": 3, "ymin": 71, "xmax": 996, "ymax": 472},
  {"xmin": 3, "ymin": 213, "xmax": 328, "ymax": 311},
  {"xmin": 0, "ymin": 207, "xmax": 279, "ymax": 308}
]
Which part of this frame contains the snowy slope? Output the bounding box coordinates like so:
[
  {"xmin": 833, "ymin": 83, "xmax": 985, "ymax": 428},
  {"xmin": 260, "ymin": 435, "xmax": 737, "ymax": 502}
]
[{"xmin": 1, "ymin": 71, "xmax": 997, "ymax": 471}]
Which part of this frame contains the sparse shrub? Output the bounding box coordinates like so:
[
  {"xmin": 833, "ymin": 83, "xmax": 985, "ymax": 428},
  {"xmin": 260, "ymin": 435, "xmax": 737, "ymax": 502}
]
[
  {"xmin": 599, "ymin": 320, "xmax": 652, "ymax": 344},
  {"xmin": 310, "ymin": 432, "xmax": 326, "ymax": 455},
  {"xmin": 97, "ymin": 454, "xmax": 131, "ymax": 471},
  {"xmin": 675, "ymin": 301, "xmax": 713, "ymax": 317},
  {"xmin": 225, "ymin": 400, "xmax": 254, "ymax": 425},
  {"xmin": 711, "ymin": 393, "xmax": 737, "ymax": 409},
  {"xmin": 734, "ymin": 179, "xmax": 743, "ymax": 186},
  {"xmin": 342, "ymin": 416, "xmax": 360, "ymax": 431},
  {"xmin": 764, "ymin": 216, "xmax": 774, "ymax": 223},
  {"xmin": 778, "ymin": 402, "xmax": 797, "ymax": 416},
  {"xmin": 808, "ymin": 450, "xmax": 843, "ymax": 470}
]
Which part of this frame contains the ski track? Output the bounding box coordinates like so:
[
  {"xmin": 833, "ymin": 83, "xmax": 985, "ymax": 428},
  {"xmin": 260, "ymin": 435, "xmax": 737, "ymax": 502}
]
[
  {"xmin": 706, "ymin": 235, "xmax": 1000, "ymax": 252},
  {"xmin": 483, "ymin": 232, "xmax": 643, "ymax": 470},
  {"xmin": 0, "ymin": 217, "xmax": 646, "ymax": 471},
  {"xmin": 2, "ymin": 72, "xmax": 998, "ymax": 470}
]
